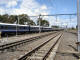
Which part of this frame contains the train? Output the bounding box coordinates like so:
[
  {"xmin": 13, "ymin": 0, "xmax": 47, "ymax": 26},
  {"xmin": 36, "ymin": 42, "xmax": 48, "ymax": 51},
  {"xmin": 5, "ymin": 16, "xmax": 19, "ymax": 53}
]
[
  {"xmin": 0, "ymin": 23, "xmax": 63, "ymax": 36},
  {"xmin": 0, "ymin": 23, "xmax": 53, "ymax": 36}
]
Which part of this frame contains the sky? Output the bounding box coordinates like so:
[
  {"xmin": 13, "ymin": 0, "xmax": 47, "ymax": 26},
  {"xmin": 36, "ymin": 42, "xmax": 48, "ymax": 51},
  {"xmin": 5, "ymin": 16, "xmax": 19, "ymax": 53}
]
[{"xmin": 0, "ymin": 0, "xmax": 77, "ymax": 28}]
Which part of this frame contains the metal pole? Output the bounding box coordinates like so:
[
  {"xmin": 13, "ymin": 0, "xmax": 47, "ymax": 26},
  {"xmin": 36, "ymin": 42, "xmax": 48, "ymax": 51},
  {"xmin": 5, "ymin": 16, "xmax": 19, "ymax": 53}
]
[
  {"xmin": 70, "ymin": 15, "xmax": 72, "ymax": 28},
  {"xmin": 16, "ymin": 16, "xmax": 19, "ymax": 36},
  {"xmin": 16, "ymin": 23, "xmax": 18, "ymax": 36},
  {"xmin": 18, "ymin": 16, "xmax": 19, "ymax": 25},
  {"xmin": 39, "ymin": 15, "xmax": 41, "ymax": 33},
  {"xmin": 7, "ymin": 34, "xmax": 8, "ymax": 41},
  {"xmin": 56, "ymin": 15, "xmax": 58, "ymax": 26},
  {"xmin": 77, "ymin": 0, "xmax": 80, "ymax": 52}
]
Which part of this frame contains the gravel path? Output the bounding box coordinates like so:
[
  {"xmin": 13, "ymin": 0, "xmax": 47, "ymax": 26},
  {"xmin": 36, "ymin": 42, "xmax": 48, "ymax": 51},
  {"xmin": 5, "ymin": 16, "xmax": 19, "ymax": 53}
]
[{"xmin": 55, "ymin": 32, "xmax": 78, "ymax": 60}]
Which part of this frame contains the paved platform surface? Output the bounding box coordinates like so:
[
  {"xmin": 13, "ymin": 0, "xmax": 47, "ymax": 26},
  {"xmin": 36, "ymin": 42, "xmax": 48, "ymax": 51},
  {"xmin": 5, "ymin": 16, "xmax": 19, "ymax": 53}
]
[{"xmin": 55, "ymin": 32, "xmax": 78, "ymax": 60}]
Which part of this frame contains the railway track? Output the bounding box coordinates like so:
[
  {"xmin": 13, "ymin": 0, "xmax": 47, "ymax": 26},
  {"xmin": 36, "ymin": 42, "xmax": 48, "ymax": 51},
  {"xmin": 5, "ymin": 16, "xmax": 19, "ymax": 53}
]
[
  {"xmin": 18, "ymin": 32, "xmax": 62, "ymax": 60},
  {"xmin": 0, "ymin": 32, "xmax": 57, "ymax": 52}
]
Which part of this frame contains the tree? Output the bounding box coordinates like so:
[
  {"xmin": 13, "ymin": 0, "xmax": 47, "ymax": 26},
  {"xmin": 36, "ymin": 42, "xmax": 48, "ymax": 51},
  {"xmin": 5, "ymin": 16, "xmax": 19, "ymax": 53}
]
[
  {"xmin": 0, "ymin": 15, "xmax": 3, "ymax": 22},
  {"xmin": 18, "ymin": 14, "xmax": 36, "ymax": 25},
  {"xmin": 51, "ymin": 25, "xmax": 60, "ymax": 28},
  {"xmin": 0, "ymin": 14, "xmax": 36, "ymax": 25},
  {"xmin": 28, "ymin": 20, "xmax": 36, "ymax": 25},
  {"xmin": 0, "ymin": 14, "xmax": 9, "ymax": 23},
  {"xmin": 37, "ymin": 18, "xmax": 49, "ymax": 27},
  {"xmin": 0, "ymin": 14, "xmax": 17, "ymax": 23},
  {"xmin": 8, "ymin": 15, "xmax": 18, "ymax": 23}
]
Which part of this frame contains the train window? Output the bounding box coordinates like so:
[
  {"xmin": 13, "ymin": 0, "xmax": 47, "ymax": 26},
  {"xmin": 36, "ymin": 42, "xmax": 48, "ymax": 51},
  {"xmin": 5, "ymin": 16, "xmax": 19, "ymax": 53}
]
[
  {"xmin": 0, "ymin": 26, "xmax": 1, "ymax": 29},
  {"xmin": 19, "ymin": 26, "xmax": 23, "ymax": 29},
  {"xmin": 0, "ymin": 26, "xmax": 2, "ymax": 29},
  {"xmin": 23, "ymin": 27, "xmax": 25, "ymax": 29},
  {"xmin": 13, "ymin": 26, "xmax": 16, "ymax": 29},
  {"xmin": 10, "ymin": 26, "xmax": 16, "ymax": 29},
  {"xmin": 5, "ymin": 26, "xmax": 8, "ymax": 29},
  {"xmin": 1, "ymin": 25, "xmax": 5, "ymax": 29},
  {"xmin": 26, "ymin": 27, "xmax": 28, "ymax": 29}
]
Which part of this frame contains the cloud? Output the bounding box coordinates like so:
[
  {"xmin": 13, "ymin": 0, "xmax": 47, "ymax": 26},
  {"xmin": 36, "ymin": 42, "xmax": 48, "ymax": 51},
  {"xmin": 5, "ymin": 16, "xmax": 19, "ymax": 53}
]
[
  {"xmin": 0, "ymin": 0, "xmax": 18, "ymax": 7},
  {"xmin": 40, "ymin": 5, "xmax": 47, "ymax": 10},
  {"xmin": 0, "ymin": 8, "xmax": 5, "ymax": 15},
  {"xmin": 0, "ymin": 0, "xmax": 10, "ymax": 4},
  {"xmin": 10, "ymin": 9, "xmax": 35, "ymax": 15},
  {"xmin": 6, "ymin": 0, "xmax": 18, "ymax": 8},
  {"xmin": 0, "ymin": 0, "xmax": 49, "ymax": 16},
  {"xmin": 19, "ymin": 0, "xmax": 49, "ymax": 16}
]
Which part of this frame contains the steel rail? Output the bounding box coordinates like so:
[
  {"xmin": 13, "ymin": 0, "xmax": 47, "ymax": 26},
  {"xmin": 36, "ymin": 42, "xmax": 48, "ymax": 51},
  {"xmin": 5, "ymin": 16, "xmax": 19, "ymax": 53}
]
[
  {"xmin": 18, "ymin": 32, "xmax": 62, "ymax": 60},
  {"xmin": 43, "ymin": 34, "xmax": 62, "ymax": 60},
  {"xmin": 0, "ymin": 32, "xmax": 57, "ymax": 52}
]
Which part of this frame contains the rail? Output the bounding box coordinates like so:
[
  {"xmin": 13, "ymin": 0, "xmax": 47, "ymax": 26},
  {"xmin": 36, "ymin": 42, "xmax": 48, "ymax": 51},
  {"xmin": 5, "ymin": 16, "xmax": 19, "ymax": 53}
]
[
  {"xmin": 0, "ymin": 32, "xmax": 57, "ymax": 52},
  {"xmin": 18, "ymin": 32, "xmax": 62, "ymax": 60}
]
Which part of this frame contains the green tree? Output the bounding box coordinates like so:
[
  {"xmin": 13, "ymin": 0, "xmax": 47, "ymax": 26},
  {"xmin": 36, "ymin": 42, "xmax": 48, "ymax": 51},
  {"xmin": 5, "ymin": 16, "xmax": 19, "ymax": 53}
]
[
  {"xmin": 28, "ymin": 20, "xmax": 36, "ymax": 25},
  {"xmin": 37, "ymin": 18, "xmax": 49, "ymax": 27},
  {"xmin": 18, "ymin": 14, "xmax": 36, "ymax": 25},
  {"xmin": 51, "ymin": 25, "xmax": 60, "ymax": 28},
  {"xmin": 0, "ymin": 15, "xmax": 3, "ymax": 22},
  {"xmin": 0, "ymin": 14, "xmax": 17, "ymax": 23},
  {"xmin": 8, "ymin": 15, "xmax": 18, "ymax": 23},
  {"xmin": 0, "ymin": 14, "xmax": 36, "ymax": 25},
  {"xmin": 0, "ymin": 14, "xmax": 9, "ymax": 23}
]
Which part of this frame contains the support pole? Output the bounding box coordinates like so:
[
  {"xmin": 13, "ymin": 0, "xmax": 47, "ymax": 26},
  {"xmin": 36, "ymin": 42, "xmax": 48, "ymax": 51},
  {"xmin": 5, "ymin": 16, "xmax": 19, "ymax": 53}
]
[
  {"xmin": 69, "ymin": 15, "xmax": 72, "ymax": 28},
  {"xmin": 56, "ymin": 15, "xmax": 58, "ymax": 26},
  {"xmin": 55, "ymin": 15, "xmax": 59, "ymax": 27},
  {"xmin": 77, "ymin": 0, "xmax": 80, "ymax": 52},
  {"xmin": 39, "ymin": 14, "xmax": 41, "ymax": 33},
  {"xmin": 18, "ymin": 16, "xmax": 19, "ymax": 25},
  {"xmin": 16, "ymin": 16, "xmax": 19, "ymax": 36}
]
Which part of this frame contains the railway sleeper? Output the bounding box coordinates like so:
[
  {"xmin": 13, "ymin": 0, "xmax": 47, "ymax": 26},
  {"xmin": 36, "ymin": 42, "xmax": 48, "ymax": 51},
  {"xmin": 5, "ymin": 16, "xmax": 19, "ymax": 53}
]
[
  {"xmin": 26, "ymin": 34, "xmax": 61, "ymax": 60},
  {"xmin": 26, "ymin": 48, "xmax": 51, "ymax": 59},
  {"xmin": 26, "ymin": 56, "xmax": 43, "ymax": 60},
  {"xmin": 0, "ymin": 32, "xmax": 56, "ymax": 53},
  {"xmin": 35, "ymin": 50, "xmax": 48, "ymax": 54},
  {"xmin": 31, "ymin": 54, "xmax": 45, "ymax": 57}
]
